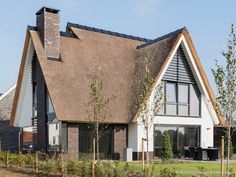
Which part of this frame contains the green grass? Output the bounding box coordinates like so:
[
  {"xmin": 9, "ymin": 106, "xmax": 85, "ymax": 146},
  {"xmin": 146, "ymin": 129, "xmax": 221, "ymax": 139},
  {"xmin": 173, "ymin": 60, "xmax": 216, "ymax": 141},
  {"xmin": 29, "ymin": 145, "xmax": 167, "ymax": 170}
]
[{"xmin": 118, "ymin": 161, "xmax": 236, "ymax": 177}]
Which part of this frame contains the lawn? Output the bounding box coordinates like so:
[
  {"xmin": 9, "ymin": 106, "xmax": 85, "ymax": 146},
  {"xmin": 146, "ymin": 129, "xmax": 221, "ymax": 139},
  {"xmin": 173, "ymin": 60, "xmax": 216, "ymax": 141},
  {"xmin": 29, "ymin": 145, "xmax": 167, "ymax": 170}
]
[{"xmin": 119, "ymin": 161, "xmax": 236, "ymax": 177}]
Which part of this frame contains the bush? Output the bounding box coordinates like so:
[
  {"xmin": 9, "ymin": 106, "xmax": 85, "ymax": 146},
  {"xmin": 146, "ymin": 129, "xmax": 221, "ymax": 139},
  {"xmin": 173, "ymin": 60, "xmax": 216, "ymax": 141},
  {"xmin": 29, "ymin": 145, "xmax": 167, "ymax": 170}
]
[
  {"xmin": 95, "ymin": 161, "xmax": 113, "ymax": 177},
  {"xmin": 66, "ymin": 160, "xmax": 79, "ymax": 174},
  {"xmin": 159, "ymin": 168, "xmax": 177, "ymax": 177},
  {"xmin": 24, "ymin": 153, "xmax": 35, "ymax": 167},
  {"xmin": 161, "ymin": 131, "xmax": 173, "ymax": 161},
  {"xmin": 79, "ymin": 158, "xmax": 92, "ymax": 177}
]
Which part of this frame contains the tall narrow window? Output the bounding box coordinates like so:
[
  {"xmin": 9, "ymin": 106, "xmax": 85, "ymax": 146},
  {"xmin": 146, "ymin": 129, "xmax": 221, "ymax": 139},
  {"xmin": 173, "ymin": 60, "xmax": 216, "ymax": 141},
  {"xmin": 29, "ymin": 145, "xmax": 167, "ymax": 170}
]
[
  {"xmin": 165, "ymin": 82, "xmax": 177, "ymax": 115},
  {"xmin": 32, "ymin": 84, "xmax": 37, "ymax": 118},
  {"xmin": 46, "ymin": 93, "xmax": 59, "ymax": 151},
  {"xmin": 190, "ymin": 85, "xmax": 200, "ymax": 116},
  {"xmin": 178, "ymin": 84, "xmax": 189, "ymax": 116}
]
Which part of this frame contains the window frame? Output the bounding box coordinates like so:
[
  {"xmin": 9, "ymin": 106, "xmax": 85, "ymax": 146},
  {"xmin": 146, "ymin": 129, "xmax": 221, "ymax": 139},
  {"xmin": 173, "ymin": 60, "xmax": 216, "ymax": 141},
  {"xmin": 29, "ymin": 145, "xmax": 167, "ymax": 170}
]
[{"xmin": 162, "ymin": 81, "xmax": 201, "ymax": 117}]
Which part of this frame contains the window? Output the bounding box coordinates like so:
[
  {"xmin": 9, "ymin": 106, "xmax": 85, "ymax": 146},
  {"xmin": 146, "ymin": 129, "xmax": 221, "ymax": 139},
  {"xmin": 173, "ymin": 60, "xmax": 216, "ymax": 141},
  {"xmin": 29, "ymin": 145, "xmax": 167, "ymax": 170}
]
[
  {"xmin": 32, "ymin": 84, "xmax": 37, "ymax": 118},
  {"xmin": 165, "ymin": 82, "xmax": 177, "ymax": 115},
  {"xmin": 190, "ymin": 85, "xmax": 200, "ymax": 116},
  {"xmin": 163, "ymin": 81, "xmax": 200, "ymax": 117},
  {"xmin": 53, "ymin": 136, "xmax": 56, "ymax": 145},
  {"xmin": 154, "ymin": 125, "xmax": 200, "ymax": 157},
  {"xmin": 46, "ymin": 92, "xmax": 59, "ymax": 151},
  {"xmin": 178, "ymin": 84, "xmax": 189, "ymax": 116}
]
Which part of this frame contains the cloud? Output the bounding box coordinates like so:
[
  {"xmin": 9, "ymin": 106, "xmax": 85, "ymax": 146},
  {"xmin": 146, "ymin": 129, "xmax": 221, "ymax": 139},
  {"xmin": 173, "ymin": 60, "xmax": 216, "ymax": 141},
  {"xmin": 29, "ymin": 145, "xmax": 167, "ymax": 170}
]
[{"xmin": 134, "ymin": 0, "xmax": 159, "ymax": 16}]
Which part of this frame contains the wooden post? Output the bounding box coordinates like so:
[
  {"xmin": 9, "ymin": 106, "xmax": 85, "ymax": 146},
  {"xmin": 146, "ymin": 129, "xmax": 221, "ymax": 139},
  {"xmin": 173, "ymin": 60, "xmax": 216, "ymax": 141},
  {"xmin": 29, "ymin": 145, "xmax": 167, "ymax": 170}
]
[
  {"xmin": 6, "ymin": 151, "xmax": 9, "ymax": 168},
  {"xmin": 92, "ymin": 138, "xmax": 96, "ymax": 177},
  {"xmin": 61, "ymin": 154, "xmax": 65, "ymax": 177},
  {"xmin": 35, "ymin": 152, "xmax": 38, "ymax": 174},
  {"xmin": 221, "ymin": 136, "xmax": 224, "ymax": 177},
  {"xmin": 142, "ymin": 138, "xmax": 145, "ymax": 171}
]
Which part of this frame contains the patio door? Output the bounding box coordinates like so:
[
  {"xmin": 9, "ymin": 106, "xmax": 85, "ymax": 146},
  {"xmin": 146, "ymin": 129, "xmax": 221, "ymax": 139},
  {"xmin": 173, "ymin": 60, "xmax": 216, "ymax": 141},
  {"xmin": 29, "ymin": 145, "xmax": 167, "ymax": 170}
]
[
  {"xmin": 154, "ymin": 125, "xmax": 200, "ymax": 157},
  {"xmin": 79, "ymin": 124, "xmax": 114, "ymax": 159}
]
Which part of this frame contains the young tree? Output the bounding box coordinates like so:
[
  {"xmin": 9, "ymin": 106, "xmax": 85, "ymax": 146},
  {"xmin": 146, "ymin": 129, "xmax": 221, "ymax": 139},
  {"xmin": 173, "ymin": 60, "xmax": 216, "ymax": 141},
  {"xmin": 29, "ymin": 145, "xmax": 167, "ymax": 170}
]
[
  {"xmin": 85, "ymin": 67, "xmax": 116, "ymax": 160},
  {"xmin": 161, "ymin": 131, "xmax": 173, "ymax": 161},
  {"xmin": 138, "ymin": 54, "xmax": 164, "ymax": 163},
  {"xmin": 212, "ymin": 24, "xmax": 236, "ymax": 176}
]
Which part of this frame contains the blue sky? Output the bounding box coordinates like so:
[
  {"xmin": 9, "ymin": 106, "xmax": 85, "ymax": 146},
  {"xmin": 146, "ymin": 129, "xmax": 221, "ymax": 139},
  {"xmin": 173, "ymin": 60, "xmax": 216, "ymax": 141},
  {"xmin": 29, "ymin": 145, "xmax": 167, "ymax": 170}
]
[{"xmin": 0, "ymin": 0, "xmax": 235, "ymax": 93}]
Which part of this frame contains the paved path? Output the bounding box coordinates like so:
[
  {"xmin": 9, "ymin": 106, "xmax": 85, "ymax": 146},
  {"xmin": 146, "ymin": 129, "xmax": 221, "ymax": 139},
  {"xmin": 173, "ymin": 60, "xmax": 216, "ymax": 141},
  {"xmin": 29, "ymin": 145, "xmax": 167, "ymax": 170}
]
[{"xmin": 0, "ymin": 167, "xmax": 33, "ymax": 177}]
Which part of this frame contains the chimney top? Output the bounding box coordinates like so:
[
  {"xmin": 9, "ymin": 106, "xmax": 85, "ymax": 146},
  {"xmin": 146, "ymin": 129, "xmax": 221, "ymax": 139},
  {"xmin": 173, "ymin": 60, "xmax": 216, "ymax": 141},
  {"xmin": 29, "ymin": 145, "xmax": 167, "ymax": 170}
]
[{"xmin": 36, "ymin": 7, "xmax": 60, "ymax": 16}]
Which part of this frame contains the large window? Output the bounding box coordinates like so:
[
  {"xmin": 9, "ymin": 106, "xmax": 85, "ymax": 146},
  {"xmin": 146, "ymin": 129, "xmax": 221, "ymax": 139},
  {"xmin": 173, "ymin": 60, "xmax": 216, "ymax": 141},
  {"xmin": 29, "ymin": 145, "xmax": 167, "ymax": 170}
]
[
  {"xmin": 164, "ymin": 81, "xmax": 200, "ymax": 117},
  {"xmin": 46, "ymin": 93, "xmax": 59, "ymax": 151},
  {"xmin": 79, "ymin": 124, "xmax": 114, "ymax": 159},
  {"xmin": 154, "ymin": 125, "xmax": 200, "ymax": 157}
]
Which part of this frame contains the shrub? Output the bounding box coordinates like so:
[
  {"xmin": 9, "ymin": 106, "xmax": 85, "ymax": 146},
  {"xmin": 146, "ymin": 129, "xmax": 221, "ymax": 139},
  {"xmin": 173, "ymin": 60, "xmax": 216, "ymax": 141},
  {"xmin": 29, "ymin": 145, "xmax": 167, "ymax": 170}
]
[
  {"xmin": 66, "ymin": 160, "xmax": 79, "ymax": 174},
  {"xmin": 160, "ymin": 168, "xmax": 177, "ymax": 177},
  {"xmin": 161, "ymin": 131, "xmax": 173, "ymax": 161},
  {"xmin": 79, "ymin": 158, "xmax": 92, "ymax": 177},
  {"xmin": 24, "ymin": 153, "xmax": 35, "ymax": 167},
  {"xmin": 95, "ymin": 161, "xmax": 113, "ymax": 177}
]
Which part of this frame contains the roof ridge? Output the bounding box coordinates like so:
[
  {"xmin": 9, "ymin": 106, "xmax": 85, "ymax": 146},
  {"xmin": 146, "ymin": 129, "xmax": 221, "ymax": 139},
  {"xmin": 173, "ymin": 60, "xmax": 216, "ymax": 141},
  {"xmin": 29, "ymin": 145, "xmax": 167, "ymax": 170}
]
[
  {"xmin": 0, "ymin": 84, "xmax": 16, "ymax": 101},
  {"xmin": 137, "ymin": 27, "xmax": 188, "ymax": 49},
  {"xmin": 67, "ymin": 22, "xmax": 151, "ymax": 42}
]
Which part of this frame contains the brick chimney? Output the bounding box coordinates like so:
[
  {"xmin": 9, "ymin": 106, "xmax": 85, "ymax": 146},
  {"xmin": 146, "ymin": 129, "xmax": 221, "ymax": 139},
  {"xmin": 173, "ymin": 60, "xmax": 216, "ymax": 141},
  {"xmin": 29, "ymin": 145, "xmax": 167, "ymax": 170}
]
[{"xmin": 36, "ymin": 7, "xmax": 60, "ymax": 60}]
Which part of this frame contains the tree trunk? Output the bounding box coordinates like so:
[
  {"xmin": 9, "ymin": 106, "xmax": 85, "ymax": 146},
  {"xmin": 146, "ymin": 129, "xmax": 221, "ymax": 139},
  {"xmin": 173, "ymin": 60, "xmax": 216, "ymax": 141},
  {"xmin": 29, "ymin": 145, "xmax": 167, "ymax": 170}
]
[
  {"xmin": 96, "ymin": 121, "xmax": 99, "ymax": 160},
  {"xmin": 226, "ymin": 121, "xmax": 231, "ymax": 177},
  {"xmin": 146, "ymin": 129, "xmax": 149, "ymax": 164}
]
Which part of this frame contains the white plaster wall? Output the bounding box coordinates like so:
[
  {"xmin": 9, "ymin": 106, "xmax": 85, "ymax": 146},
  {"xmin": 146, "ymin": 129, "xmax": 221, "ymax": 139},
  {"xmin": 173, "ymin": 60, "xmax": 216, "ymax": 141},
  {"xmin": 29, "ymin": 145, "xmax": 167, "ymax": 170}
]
[
  {"xmin": 130, "ymin": 95, "xmax": 214, "ymax": 153},
  {"xmin": 14, "ymin": 40, "xmax": 34, "ymax": 127},
  {"xmin": 128, "ymin": 123, "xmax": 138, "ymax": 151}
]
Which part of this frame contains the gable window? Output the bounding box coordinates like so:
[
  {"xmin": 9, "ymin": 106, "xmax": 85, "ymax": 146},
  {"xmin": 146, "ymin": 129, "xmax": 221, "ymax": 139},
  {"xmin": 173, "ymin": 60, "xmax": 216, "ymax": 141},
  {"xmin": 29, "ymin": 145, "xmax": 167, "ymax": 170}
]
[
  {"xmin": 190, "ymin": 84, "xmax": 200, "ymax": 116},
  {"xmin": 163, "ymin": 81, "xmax": 200, "ymax": 117},
  {"xmin": 178, "ymin": 83, "xmax": 189, "ymax": 116},
  {"xmin": 165, "ymin": 82, "xmax": 177, "ymax": 115},
  {"xmin": 161, "ymin": 46, "xmax": 201, "ymax": 117}
]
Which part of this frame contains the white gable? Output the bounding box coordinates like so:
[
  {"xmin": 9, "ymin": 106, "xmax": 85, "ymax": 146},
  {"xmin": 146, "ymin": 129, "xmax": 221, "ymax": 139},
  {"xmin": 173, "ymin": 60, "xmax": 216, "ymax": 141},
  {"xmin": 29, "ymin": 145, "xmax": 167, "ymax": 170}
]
[
  {"xmin": 14, "ymin": 39, "xmax": 34, "ymax": 127},
  {"xmin": 147, "ymin": 34, "xmax": 219, "ymax": 125}
]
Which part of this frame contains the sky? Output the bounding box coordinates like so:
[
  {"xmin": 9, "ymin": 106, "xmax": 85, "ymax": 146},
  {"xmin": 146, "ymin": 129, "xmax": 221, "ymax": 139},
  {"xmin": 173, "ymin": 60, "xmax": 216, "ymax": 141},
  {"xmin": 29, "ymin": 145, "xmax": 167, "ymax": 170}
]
[{"xmin": 0, "ymin": 0, "xmax": 236, "ymax": 93}]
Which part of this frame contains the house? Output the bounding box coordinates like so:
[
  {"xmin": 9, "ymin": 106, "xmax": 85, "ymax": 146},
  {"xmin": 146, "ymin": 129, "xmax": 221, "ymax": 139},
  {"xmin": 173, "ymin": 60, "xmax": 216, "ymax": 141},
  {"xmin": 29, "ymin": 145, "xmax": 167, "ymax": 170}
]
[
  {"xmin": 0, "ymin": 85, "xmax": 33, "ymax": 151},
  {"xmin": 214, "ymin": 121, "xmax": 236, "ymax": 155},
  {"xmin": 10, "ymin": 7, "xmax": 224, "ymax": 160},
  {"xmin": 0, "ymin": 85, "xmax": 20, "ymax": 151}
]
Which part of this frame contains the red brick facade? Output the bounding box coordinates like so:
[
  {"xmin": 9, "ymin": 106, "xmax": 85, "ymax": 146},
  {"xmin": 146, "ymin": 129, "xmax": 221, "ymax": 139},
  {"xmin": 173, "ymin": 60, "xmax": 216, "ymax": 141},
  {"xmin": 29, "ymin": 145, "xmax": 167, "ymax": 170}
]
[
  {"xmin": 114, "ymin": 125, "xmax": 127, "ymax": 160},
  {"xmin": 67, "ymin": 124, "xmax": 79, "ymax": 159}
]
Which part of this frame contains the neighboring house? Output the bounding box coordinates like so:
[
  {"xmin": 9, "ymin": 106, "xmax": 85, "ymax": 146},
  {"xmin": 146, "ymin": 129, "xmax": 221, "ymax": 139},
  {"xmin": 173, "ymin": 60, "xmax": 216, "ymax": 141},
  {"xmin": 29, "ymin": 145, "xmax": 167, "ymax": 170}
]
[
  {"xmin": 214, "ymin": 121, "xmax": 236, "ymax": 154},
  {"xmin": 0, "ymin": 85, "xmax": 20, "ymax": 151},
  {"xmin": 10, "ymin": 7, "xmax": 224, "ymax": 160}
]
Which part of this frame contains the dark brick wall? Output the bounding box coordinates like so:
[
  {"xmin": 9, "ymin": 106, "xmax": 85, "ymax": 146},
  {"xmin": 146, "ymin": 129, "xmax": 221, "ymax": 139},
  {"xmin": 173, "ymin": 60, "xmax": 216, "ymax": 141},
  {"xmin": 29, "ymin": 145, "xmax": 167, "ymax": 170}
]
[
  {"xmin": 114, "ymin": 124, "xmax": 127, "ymax": 160},
  {"xmin": 36, "ymin": 58, "xmax": 47, "ymax": 152},
  {"xmin": 65, "ymin": 123, "xmax": 128, "ymax": 160},
  {"xmin": 67, "ymin": 123, "xmax": 79, "ymax": 159},
  {"xmin": 0, "ymin": 120, "xmax": 20, "ymax": 151}
]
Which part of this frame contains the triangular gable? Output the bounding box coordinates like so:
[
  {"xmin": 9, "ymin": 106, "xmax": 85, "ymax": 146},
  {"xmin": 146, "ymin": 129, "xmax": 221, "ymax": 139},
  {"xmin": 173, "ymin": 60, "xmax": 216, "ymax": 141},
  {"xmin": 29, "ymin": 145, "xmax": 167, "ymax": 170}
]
[
  {"xmin": 163, "ymin": 46, "xmax": 196, "ymax": 84},
  {"xmin": 132, "ymin": 31, "xmax": 224, "ymax": 125},
  {"xmin": 10, "ymin": 31, "xmax": 31, "ymax": 127}
]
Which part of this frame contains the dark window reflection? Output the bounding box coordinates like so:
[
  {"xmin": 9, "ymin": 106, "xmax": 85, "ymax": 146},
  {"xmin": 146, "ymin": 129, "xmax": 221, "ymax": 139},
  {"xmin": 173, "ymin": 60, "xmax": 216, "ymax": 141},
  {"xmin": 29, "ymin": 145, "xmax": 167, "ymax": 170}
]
[{"xmin": 154, "ymin": 125, "xmax": 200, "ymax": 157}]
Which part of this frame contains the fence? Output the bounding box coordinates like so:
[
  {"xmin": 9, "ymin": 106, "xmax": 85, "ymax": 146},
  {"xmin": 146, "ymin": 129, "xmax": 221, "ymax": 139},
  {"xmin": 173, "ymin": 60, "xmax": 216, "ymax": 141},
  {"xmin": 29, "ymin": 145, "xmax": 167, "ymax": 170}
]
[{"xmin": 0, "ymin": 151, "xmax": 235, "ymax": 177}]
